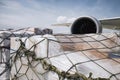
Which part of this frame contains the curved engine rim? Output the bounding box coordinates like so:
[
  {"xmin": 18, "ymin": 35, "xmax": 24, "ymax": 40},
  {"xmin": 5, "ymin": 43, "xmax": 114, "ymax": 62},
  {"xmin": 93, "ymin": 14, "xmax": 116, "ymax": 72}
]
[{"xmin": 70, "ymin": 16, "xmax": 102, "ymax": 34}]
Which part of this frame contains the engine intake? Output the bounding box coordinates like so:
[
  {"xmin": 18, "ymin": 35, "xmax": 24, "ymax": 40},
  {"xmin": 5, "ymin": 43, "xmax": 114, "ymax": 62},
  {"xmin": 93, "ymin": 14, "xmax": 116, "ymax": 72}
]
[{"xmin": 71, "ymin": 17, "xmax": 102, "ymax": 34}]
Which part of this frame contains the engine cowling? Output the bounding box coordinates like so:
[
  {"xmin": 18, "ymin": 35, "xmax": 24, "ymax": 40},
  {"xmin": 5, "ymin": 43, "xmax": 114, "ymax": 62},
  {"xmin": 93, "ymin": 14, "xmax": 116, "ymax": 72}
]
[{"xmin": 71, "ymin": 16, "xmax": 102, "ymax": 34}]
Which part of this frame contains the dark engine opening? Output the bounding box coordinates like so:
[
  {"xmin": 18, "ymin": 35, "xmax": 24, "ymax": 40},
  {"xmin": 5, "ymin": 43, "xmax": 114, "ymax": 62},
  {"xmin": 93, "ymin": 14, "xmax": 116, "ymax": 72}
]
[{"xmin": 71, "ymin": 18, "xmax": 97, "ymax": 34}]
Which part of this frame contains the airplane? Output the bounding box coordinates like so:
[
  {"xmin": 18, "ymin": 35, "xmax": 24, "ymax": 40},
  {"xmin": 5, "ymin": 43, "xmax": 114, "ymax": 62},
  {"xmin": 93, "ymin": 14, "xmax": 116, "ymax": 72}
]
[{"xmin": 52, "ymin": 16, "xmax": 120, "ymax": 34}]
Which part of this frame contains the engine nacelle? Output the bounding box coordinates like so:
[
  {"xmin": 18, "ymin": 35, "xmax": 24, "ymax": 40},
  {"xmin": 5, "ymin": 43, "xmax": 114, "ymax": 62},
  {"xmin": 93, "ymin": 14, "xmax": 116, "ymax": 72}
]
[{"xmin": 71, "ymin": 16, "xmax": 102, "ymax": 34}]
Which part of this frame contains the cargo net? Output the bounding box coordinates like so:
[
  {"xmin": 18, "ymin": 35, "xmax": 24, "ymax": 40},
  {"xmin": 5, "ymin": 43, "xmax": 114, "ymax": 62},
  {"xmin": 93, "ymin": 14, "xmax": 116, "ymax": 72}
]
[{"xmin": 0, "ymin": 28, "xmax": 120, "ymax": 80}]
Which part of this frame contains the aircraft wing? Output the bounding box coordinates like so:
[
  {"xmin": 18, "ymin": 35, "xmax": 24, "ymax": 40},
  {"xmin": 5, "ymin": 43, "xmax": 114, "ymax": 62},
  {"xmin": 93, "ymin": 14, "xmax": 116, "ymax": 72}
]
[
  {"xmin": 100, "ymin": 18, "xmax": 120, "ymax": 30},
  {"xmin": 52, "ymin": 17, "xmax": 120, "ymax": 30}
]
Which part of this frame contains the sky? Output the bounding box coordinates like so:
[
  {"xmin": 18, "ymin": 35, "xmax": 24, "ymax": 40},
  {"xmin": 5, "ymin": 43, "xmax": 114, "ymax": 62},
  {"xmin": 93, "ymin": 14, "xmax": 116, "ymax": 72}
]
[{"xmin": 0, "ymin": 0, "xmax": 120, "ymax": 30}]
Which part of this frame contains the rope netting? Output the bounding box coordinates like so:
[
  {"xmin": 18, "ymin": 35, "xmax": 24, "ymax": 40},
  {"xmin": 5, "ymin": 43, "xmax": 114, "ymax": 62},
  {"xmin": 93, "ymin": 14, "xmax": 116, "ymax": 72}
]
[{"xmin": 0, "ymin": 28, "xmax": 120, "ymax": 80}]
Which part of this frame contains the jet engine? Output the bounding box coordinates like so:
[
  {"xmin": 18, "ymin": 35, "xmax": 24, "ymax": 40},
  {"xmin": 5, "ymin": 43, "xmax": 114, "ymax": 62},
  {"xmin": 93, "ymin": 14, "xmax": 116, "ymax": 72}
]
[{"xmin": 71, "ymin": 16, "xmax": 102, "ymax": 34}]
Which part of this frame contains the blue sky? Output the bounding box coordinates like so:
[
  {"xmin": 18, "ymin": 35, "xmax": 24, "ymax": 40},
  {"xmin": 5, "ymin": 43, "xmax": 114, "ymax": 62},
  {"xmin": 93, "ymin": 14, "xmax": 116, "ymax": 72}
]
[{"xmin": 0, "ymin": 0, "xmax": 120, "ymax": 29}]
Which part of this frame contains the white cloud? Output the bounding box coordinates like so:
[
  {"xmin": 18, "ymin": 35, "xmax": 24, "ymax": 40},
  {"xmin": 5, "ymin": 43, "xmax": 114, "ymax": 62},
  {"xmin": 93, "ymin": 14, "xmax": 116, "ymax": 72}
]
[
  {"xmin": 57, "ymin": 16, "xmax": 67, "ymax": 23},
  {"xmin": 57, "ymin": 16, "xmax": 76, "ymax": 23}
]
